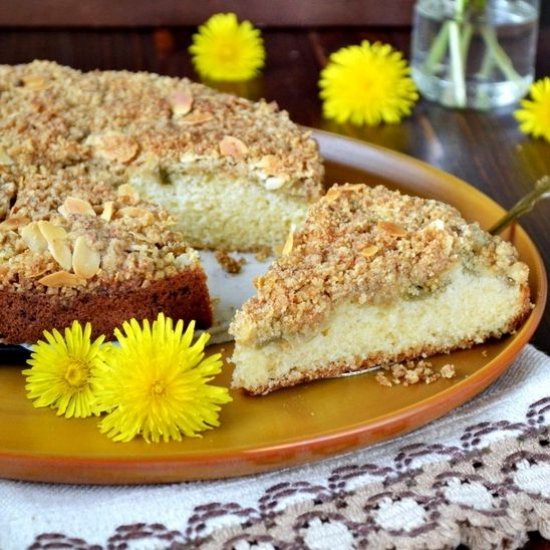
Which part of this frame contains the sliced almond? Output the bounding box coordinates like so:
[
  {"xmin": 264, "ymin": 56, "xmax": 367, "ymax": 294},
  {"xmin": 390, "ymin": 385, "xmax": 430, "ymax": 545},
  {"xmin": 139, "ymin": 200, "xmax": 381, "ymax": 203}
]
[
  {"xmin": 72, "ymin": 236, "xmax": 101, "ymax": 279},
  {"xmin": 236, "ymin": 320, "xmax": 256, "ymax": 344},
  {"xmin": 58, "ymin": 196, "xmax": 96, "ymax": 218},
  {"xmin": 169, "ymin": 89, "xmax": 193, "ymax": 116},
  {"xmin": 101, "ymin": 252, "xmax": 116, "ymax": 272},
  {"xmin": 117, "ymin": 183, "xmax": 139, "ymax": 202},
  {"xmin": 360, "ymin": 245, "xmax": 379, "ymax": 258},
  {"xmin": 326, "ymin": 184, "xmax": 363, "ymax": 202},
  {"xmin": 0, "ymin": 148, "xmax": 14, "ymax": 165},
  {"xmin": 377, "ymin": 221, "xmax": 407, "ymax": 237},
  {"xmin": 344, "ymin": 184, "xmax": 365, "ymax": 191},
  {"xmin": 38, "ymin": 270, "xmax": 85, "ymax": 288},
  {"xmin": 258, "ymin": 154, "xmax": 279, "ymax": 175},
  {"xmin": 325, "ymin": 187, "xmax": 343, "ymax": 202},
  {"xmin": 93, "ymin": 132, "xmax": 139, "ymax": 164},
  {"xmin": 0, "ymin": 215, "xmax": 30, "ymax": 231},
  {"xmin": 180, "ymin": 111, "xmax": 213, "ymax": 125},
  {"xmin": 37, "ymin": 220, "xmax": 67, "ymax": 242},
  {"xmin": 48, "ymin": 238, "xmax": 72, "ymax": 271},
  {"xmin": 101, "ymin": 201, "xmax": 114, "ymax": 221},
  {"xmin": 118, "ymin": 207, "xmax": 154, "ymax": 224},
  {"xmin": 219, "ymin": 136, "xmax": 248, "ymax": 159},
  {"xmin": 264, "ymin": 176, "xmax": 285, "ymax": 191},
  {"xmin": 22, "ymin": 74, "xmax": 48, "ymax": 90},
  {"xmin": 20, "ymin": 222, "xmax": 47, "ymax": 253},
  {"xmin": 325, "ymin": 185, "xmax": 344, "ymax": 202},
  {"xmin": 282, "ymin": 231, "xmax": 294, "ymax": 256}
]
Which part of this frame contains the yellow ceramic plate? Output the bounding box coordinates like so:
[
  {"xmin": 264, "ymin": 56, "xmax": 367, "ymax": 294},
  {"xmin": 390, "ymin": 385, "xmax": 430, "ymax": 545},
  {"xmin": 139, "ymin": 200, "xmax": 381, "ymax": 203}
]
[{"xmin": 0, "ymin": 130, "xmax": 546, "ymax": 485}]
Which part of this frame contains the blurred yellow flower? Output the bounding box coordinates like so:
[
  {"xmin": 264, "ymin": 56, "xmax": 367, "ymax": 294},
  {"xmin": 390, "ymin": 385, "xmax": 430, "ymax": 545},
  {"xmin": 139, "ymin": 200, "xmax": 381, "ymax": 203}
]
[
  {"xmin": 189, "ymin": 12, "xmax": 265, "ymax": 81},
  {"xmin": 23, "ymin": 321, "xmax": 106, "ymax": 418},
  {"xmin": 96, "ymin": 313, "xmax": 231, "ymax": 443},
  {"xmin": 515, "ymin": 77, "xmax": 550, "ymax": 143},
  {"xmin": 319, "ymin": 41, "xmax": 419, "ymax": 126}
]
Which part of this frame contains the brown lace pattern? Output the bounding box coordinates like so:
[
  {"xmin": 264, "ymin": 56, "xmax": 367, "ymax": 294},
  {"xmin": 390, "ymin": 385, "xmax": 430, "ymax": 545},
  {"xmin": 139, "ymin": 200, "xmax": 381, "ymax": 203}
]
[{"xmin": 29, "ymin": 397, "xmax": 550, "ymax": 550}]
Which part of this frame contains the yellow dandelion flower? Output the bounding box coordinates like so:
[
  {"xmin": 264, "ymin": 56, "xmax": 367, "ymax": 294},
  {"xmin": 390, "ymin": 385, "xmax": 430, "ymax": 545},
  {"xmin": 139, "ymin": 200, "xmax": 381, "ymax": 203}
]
[
  {"xmin": 23, "ymin": 321, "xmax": 106, "ymax": 418},
  {"xmin": 189, "ymin": 12, "xmax": 265, "ymax": 81},
  {"xmin": 319, "ymin": 41, "xmax": 419, "ymax": 126},
  {"xmin": 96, "ymin": 313, "xmax": 231, "ymax": 443},
  {"xmin": 514, "ymin": 77, "xmax": 550, "ymax": 143}
]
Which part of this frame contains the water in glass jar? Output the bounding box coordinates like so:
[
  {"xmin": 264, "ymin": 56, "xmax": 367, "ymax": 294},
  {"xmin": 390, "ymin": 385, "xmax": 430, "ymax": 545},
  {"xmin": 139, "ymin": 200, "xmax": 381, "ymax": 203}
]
[{"xmin": 411, "ymin": 0, "xmax": 539, "ymax": 109}]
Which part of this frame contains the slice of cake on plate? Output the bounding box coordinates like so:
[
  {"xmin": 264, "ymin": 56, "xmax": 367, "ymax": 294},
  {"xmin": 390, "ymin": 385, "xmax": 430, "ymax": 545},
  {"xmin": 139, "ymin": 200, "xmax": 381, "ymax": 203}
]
[
  {"xmin": 230, "ymin": 184, "xmax": 532, "ymax": 395},
  {"xmin": 0, "ymin": 61, "xmax": 324, "ymax": 343}
]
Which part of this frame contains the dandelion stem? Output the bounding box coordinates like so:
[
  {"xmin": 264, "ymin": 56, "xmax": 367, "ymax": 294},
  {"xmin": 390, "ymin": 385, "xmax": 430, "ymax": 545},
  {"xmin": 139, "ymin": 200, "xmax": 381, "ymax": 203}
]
[
  {"xmin": 460, "ymin": 21, "xmax": 474, "ymax": 61},
  {"xmin": 480, "ymin": 24, "xmax": 522, "ymax": 82},
  {"xmin": 478, "ymin": 42, "xmax": 496, "ymax": 80},
  {"xmin": 423, "ymin": 20, "xmax": 451, "ymax": 74},
  {"xmin": 448, "ymin": 20, "xmax": 467, "ymax": 107},
  {"xmin": 489, "ymin": 176, "xmax": 550, "ymax": 235}
]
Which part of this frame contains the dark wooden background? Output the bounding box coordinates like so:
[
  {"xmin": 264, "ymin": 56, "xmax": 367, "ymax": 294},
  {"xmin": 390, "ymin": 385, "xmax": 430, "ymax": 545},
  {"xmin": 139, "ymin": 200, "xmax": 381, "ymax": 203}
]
[{"xmin": 0, "ymin": 0, "xmax": 549, "ymax": 26}]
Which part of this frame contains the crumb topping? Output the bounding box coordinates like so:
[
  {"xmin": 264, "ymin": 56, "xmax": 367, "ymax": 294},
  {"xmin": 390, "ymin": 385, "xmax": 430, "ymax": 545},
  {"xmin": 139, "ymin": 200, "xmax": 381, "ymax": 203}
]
[
  {"xmin": 375, "ymin": 359, "xmax": 456, "ymax": 387},
  {"xmin": 215, "ymin": 250, "xmax": 246, "ymax": 274},
  {"xmin": 0, "ymin": 60, "xmax": 323, "ymax": 200},
  {"xmin": 231, "ymin": 184, "xmax": 527, "ymax": 345},
  {"xmin": 0, "ymin": 60, "xmax": 322, "ymax": 295},
  {"xmin": 0, "ymin": 174, "xmax": 194, "ymax": 295}
]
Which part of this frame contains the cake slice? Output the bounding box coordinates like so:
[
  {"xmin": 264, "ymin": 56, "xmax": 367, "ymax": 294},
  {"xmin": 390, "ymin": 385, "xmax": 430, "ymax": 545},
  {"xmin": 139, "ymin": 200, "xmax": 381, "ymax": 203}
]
[
  {"xmin": 0, "ymin": 60, "xmax": 323, "ymax": 343},
  {"xmin": 230, "ymin": 184, "xmax": 532, "ymax": 395}
]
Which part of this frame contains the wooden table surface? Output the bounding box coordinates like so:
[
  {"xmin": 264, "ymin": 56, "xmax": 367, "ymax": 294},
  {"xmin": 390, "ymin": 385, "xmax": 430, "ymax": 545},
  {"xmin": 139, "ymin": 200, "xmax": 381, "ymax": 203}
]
[{"xmin": 0, "ymin": 23, "xmax": 549, "ymax": 549}]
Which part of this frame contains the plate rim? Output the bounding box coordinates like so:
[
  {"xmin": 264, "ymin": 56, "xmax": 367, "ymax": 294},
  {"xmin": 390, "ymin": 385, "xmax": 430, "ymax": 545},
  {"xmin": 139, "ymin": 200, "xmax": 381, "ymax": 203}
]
[{"xmin": 0, "ymin": 129, "xmax": 546, "ymax": 484}]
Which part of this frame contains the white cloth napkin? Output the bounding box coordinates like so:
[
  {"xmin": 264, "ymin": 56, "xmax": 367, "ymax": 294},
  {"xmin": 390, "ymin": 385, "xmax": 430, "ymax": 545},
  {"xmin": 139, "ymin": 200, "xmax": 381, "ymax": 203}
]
[{"xmin": 2, "ymin": 345, "xmax": 549, "ymax": 550}]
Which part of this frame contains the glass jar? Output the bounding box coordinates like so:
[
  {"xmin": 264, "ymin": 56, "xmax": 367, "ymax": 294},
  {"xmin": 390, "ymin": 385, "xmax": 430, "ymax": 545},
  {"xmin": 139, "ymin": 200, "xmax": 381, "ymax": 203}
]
[{"xmin": 410, "ymin": 0, "xmax": 540, "ymax": 110}]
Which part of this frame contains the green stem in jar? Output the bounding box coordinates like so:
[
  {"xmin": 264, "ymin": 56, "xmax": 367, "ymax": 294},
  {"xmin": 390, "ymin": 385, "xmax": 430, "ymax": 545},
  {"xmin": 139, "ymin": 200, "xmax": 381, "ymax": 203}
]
[
  {"xmin": 448, "ymin": 19, "xmax": 467, "ymax": 107},
  {"xmin": 460, "ymin": 21, "xmax": 474, "ymax": 61},
  {"xmin": 478, "ymin": 41, "xmax": 496, "ymax": 80},
  {"xmin": 479, "ymin": 24, "xmax": 523, "ymax": 82},
  {"xmin": 422, "ymin": 19, "xmax": 451, "ymax": 74},
  {"xmin": 418, "ymin": 0, "xmax": 523, "ymax": 108}
]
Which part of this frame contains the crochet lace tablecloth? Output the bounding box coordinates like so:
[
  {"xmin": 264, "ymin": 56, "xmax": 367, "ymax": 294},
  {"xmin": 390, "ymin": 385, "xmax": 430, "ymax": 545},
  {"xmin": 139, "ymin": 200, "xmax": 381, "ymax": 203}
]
[{"xmin": 2, "ymin": 345, "xmax": 550, "ymax": 550}]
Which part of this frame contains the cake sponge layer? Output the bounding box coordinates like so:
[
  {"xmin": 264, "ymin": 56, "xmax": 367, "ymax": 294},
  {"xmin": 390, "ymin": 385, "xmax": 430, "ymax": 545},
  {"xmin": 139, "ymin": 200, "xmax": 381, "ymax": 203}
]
[
  {"xmin": 232, "ymin": 266, "xmax": 530, "ymax": 394},
  {"xmin": 130, "ymin": 171, "xmax": 309, "ymax": 251}
]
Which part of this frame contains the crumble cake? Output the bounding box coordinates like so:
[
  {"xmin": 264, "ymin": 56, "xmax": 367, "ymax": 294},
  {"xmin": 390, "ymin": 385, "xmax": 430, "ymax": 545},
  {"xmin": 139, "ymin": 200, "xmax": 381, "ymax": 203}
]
[
  {"xmin": 230, "ymin": 184, "xmax": 531, "ymax": 395},
  {"xmin": 0, "ymin": 60, "xmax": 323, "ymax": 342}
]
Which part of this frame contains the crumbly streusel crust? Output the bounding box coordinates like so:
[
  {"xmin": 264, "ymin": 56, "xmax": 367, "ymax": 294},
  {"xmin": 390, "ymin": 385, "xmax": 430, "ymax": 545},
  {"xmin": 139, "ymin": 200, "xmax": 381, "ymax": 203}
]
[
  {"xmin": 0, "ymin": 60, "xmax": 323, "ymax": 201},
  {"xmin": 230, "ymin": 183, "xmax": 531, "ymax": 346}
]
